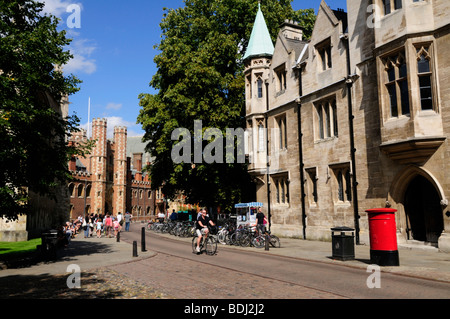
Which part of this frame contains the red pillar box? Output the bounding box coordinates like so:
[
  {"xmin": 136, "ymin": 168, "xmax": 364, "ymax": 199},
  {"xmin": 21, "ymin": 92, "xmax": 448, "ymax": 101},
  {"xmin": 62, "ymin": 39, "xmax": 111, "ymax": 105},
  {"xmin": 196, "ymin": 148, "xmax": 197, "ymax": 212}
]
[{"xmin": 365, "ymin": 208, "xmax": 400, "ymax": 266}]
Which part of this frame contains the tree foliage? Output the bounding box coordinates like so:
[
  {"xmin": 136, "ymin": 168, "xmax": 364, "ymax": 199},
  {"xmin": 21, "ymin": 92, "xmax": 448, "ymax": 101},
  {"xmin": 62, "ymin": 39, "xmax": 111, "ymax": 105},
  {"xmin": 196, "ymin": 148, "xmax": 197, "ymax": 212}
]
[
  {"xmin": 0, "ymin": 0, "xmax": 83, "ymax": 220},
  {"xmin": 138, "ymin": 0, "xmax": 315, "ymax": 213}
]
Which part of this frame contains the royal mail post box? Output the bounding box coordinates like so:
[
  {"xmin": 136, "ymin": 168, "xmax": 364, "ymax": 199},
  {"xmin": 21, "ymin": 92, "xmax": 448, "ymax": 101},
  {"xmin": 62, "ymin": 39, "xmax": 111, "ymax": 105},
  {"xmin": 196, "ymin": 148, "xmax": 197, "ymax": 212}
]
[{"xmin": 366, "ymin": 208, "xmax": 400, "ymax": 266}]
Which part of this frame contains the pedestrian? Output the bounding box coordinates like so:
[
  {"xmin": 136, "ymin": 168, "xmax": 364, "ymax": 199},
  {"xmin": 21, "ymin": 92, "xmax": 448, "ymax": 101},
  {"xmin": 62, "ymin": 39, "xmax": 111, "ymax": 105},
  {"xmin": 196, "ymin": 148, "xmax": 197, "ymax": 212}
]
[
  {"xmin": 96, "ymin": 218, "xmax": 103, "ymax": 238},
  {"xmin": 117, "ymin": 212, "xmax": 123, "ymax": 226},
  {"xmin": 113, "ymin": 219, "xmax": 121, "ymax": 237},
  {"xmin": 104, "ymin": 214, "xmax": 113, "ymax": 237},
  {"xmin": 82, "ymin": 215, "xmax": 90, "ymax": 238},
  {"xmin": 89, "ymin": 214, "xmax": 94, "ymax": 237},
  {"xmin": 158, "ymin": 211, "xmax": 165, "ymax": 223},
  {"xmin": 65, "ymin": 221, "xmax": 73, "ymax": 243},
  {"xmin": 256, "ymin": 207, "xmax": 268, "ymax": 235},
  {"xmin": 124, "ymin": 211, "xmax": 131, "ymax": 232},
  {"xmin": 170, "ymin": 209, "xmax": 178, "ymax": 221}
]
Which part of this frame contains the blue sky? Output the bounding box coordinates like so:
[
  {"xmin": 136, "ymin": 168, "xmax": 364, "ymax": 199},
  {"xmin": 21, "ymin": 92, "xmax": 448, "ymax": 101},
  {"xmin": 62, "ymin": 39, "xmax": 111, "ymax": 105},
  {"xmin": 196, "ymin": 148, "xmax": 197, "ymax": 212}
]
[{"xmin": 42, "ymin": 0, "xmax": 348, "ymax": 138}]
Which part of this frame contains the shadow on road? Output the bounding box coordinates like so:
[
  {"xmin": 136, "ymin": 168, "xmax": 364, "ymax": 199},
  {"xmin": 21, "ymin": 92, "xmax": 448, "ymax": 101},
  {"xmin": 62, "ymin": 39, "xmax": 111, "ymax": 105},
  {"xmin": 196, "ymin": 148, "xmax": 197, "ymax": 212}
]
[{"xmin": 1, "ymin": 239, "xmax": 114, "ymax": 270}]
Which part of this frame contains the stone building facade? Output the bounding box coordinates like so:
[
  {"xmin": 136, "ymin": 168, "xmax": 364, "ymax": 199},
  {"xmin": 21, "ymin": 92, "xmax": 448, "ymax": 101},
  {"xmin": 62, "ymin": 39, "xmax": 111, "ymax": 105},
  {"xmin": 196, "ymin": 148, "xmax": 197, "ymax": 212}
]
[{"xmin": 245, "ymin": 0, "xmax": 450, "ymax": 251}]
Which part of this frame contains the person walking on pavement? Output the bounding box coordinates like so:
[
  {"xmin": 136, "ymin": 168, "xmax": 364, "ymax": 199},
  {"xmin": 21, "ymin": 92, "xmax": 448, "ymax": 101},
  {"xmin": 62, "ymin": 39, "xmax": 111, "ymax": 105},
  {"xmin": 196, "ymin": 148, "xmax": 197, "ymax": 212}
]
[
  {"xmin": 96, "ymin": 218, "xmax": 103, "ymax": 238},
  {"xmin": 256, "ymin": 207, "xmax": 268, "ymax": 235},
  {"xmin": 104, "ymin": 214, "xmax": 113, "ymax": 238},
  {"xmin": 82, "ymin": 215, "xmax": 90, "ymax": 238},
  {"xmin": 124, "ymin": 211, "xmax": 131, "ymax": 232}
]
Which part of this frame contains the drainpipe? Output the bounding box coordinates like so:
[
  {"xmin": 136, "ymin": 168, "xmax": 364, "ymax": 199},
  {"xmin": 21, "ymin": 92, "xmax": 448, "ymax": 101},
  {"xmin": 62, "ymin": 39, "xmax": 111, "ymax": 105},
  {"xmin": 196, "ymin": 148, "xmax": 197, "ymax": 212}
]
[
  {"xmin": 296, "ymin": 66, "xmax": 307, "ymax": 240},
  {"xmin": 265, "ymin": 81, "xmax": 271, "ymax": 231},
  {"xmin": 342, "ymin": 33, "xmax": 360, "ymax": 245}
]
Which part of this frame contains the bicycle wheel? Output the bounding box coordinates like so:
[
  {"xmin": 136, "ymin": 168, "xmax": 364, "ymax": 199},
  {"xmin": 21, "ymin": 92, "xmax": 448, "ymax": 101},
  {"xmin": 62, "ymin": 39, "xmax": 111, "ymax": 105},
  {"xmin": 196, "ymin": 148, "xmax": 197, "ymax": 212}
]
[
  {"xmin": 217, "ymin": 230, "xmax": 228, "ymax": 244},
  {"xmin": 269, "ymin": 235, "xmax": 280, "ymax": 248},
  {"xmin": 229, "ymin": 232, "xmax": 237, "ymax": 246},
  {"xmin": 252, "ymin": 236, "xmax": 265, "ymax": 248},
  {"xmin": 239, "ymin": 234, "xmax": 251, "ymax": 247},
  {"xmin": 205, "ymin": 236, "xmax": 217, "ymax": 255}
]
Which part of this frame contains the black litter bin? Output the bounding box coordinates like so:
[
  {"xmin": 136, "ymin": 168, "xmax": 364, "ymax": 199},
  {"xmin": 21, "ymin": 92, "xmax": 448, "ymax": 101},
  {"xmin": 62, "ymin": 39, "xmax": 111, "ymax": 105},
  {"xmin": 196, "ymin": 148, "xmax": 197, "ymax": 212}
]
[
  {"xmin": 331, "ymin": 227, "xmax": 355, "ymax": 261},
  {"xmin": 41, "ymin": 230, "xmax": 59, "ymax": 260}
]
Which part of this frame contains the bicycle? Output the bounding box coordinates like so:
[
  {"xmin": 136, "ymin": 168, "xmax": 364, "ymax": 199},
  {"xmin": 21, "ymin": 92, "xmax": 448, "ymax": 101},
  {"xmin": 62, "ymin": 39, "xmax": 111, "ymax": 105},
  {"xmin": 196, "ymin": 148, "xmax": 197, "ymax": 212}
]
[
  {"xmin": 252, "ymin": 230, "xmax": 281, "ymax": 248},
  {"xmin": 192, "ymin": 232, "xmax": 217, "ymax": 255}
]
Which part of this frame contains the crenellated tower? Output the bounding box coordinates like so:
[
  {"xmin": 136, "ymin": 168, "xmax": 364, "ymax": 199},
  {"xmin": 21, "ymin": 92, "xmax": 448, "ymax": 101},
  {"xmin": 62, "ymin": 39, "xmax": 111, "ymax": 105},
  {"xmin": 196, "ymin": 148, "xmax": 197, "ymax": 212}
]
[
  {"xmin": 113, "ymin": 126, "xmax": 127, "ymax": 215},
  {"xmin": 91, "ymin": 118, "xmax": 108, "ymax": 215}
]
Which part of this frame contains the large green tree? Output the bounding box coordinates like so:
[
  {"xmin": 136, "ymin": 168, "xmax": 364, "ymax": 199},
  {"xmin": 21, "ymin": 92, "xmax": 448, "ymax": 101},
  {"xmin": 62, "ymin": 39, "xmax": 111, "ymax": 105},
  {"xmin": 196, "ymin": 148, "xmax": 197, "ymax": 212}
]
[
  {"xmin": 0, "ymin": 0, "xmax": 83, "ymax": 220},
  {"xmin": 138, "ymin": 0, "xmax": 315, "ymax": 213}
]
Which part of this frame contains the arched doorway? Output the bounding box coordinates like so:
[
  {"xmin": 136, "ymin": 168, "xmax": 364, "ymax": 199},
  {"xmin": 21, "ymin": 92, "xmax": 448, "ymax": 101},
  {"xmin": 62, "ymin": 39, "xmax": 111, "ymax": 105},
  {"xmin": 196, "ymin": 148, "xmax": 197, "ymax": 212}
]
[{"xmin": 404, "ymin": 175, "xmax": 444, "ymax": 244}]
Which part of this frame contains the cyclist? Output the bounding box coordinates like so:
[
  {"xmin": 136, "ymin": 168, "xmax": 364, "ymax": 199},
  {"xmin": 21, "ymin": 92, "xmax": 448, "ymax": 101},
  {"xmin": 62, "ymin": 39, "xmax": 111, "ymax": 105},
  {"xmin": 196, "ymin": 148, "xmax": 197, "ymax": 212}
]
[{"xmin": 195, "ymin": 209, "xmax": 215, "ymax": 253}]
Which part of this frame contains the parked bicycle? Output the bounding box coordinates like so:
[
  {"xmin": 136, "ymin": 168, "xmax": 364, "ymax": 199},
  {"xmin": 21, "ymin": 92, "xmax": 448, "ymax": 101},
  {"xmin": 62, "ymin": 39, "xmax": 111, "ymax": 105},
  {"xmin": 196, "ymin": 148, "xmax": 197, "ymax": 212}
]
[{"xmin": 252, "ymin": 230, "xmax": 281, "ymax": 248}]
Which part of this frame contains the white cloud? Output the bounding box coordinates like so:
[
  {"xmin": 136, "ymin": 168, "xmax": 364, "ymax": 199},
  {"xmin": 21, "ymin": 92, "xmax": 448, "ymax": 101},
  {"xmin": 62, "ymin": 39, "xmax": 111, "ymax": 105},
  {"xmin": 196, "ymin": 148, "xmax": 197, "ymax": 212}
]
[
  {"xmin": 64, "ymin": 53, "xmax": 97, "ymax": 74},
  {"xmin": 41, "ymin": 0, "xmax": 82, "ymax": 18},
  {"xmin": 105, "ymin": 103, "xmax": 123, "ymax": 111},
  {"xmin": 63, "ymin": 38, "xmax": 97, "ymax": 75},
  {"xmin": 41, "ymin": 1, "xmax": 96, "ymax": 75}
]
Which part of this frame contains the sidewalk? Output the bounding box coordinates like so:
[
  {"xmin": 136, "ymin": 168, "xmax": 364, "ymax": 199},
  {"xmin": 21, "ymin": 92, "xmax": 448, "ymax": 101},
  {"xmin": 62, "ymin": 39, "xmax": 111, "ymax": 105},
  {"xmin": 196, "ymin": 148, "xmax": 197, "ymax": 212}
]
[
  {"xmin": 0, "ymin": 235, "xmax": 155, "ymax": 279},
  {"xmin": 1, "ymin": 228, "xmax": 449, "ymax": 284}
]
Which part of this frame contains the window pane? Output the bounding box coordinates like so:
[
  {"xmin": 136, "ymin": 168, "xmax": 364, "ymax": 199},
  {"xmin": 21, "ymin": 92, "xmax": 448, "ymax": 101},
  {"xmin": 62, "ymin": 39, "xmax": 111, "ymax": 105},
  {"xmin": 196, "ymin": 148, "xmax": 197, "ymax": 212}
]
[
  {"xmin": 419, "ymin": 75, "xmax": 431, "ymax": 88},
  {"xmin": 327, "ymin": 46, "xmax": 332, "ymax": 68},
  {"xmin": 421, "ymin": 96, "xmax": 433, "ymax": 110},
  {"xmin": 418, "ymin": 55, "xmax": 430, "ymax": 73},
  {"xmin": 275, "ymin": 181, "xmax": 279, "ymax": 203},
  {"xmin": 313, "ymin": 178, "xmax": 318, "ymax": 203},
  {"xmin": 399, "ymin": 80, "xmax": 410, "ymax": 115},
  {"xmin": 332, "ymin": 101, "xmax": 338, "ymax": 137},
  {"xmin": 419, "ymin": 76, "xmax": 433, "ymax": 110},
  {"xmin": 337, "ymin": 171, "xmax": 344, "ymax": 201},
  {"xmin": 257, "ymin": 79, "xmax": 263, "ymax": 98},
  {"xmin": 278, "ymin": 119, "xmax": 283, "ymax": 149},
  {"xmin": 387, "ymin": 65, "xmax": 396, "ymax": 82},
  {"xmin": 320, "ymin": 49, "xmax": 326, "ymax": 70},
  {"xmin": 387, "ymin": 84, "xmax": 398, "ymax": 117},
  {"xmin": 317, "ymin": 105, "xmax": 324, "ymax": 139},
  {"xmin": 345, "ymin": 170, "xmax": 352, "ymax": 201},
  {"xmin": 399, "ymin": 61, "xmax": 407, "ymax": 78},
  {"xmin": 395, "ymin": 0, "xmax": 402, "ymax": 10},
  {"xmin": 384, "ymin": 0, "xmax": 391, "ymax": 15},
  {"xmin": 325, "ymin": 103, "xmax": 331, "ymax": 138}
]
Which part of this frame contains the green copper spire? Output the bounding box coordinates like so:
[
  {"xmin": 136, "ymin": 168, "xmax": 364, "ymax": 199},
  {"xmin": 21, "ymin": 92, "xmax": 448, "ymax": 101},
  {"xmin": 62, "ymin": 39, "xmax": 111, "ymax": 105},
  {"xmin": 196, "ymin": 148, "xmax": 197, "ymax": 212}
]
[{"xmin": 243, "ymin": 3, "xmax": 274, "ymax": 60}]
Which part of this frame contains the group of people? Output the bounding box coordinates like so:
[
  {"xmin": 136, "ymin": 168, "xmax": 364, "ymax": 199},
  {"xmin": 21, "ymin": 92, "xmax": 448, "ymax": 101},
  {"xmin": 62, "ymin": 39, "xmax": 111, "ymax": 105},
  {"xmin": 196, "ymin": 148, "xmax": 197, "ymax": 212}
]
[{"xmin": 63, "ymin": 212, "xmax": 132, "ymax": 241}]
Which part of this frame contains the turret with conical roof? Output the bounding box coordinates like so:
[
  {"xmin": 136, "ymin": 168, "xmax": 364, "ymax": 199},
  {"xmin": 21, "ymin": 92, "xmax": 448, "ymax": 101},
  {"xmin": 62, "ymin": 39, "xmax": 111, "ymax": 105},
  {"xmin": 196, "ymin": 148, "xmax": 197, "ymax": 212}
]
[
  {"xmin": 243, "ymin": 3, "xmax": 274, "ymax": 61},
  {"xmin": 244, "ymin": 3, "xmax": 273, "ymax": 174}
]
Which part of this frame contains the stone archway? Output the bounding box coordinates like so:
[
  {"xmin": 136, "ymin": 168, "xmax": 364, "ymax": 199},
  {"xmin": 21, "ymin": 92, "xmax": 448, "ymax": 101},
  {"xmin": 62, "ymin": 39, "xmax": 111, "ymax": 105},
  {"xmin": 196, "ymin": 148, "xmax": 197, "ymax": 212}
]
[
  {"xmin": 389, "ymin": 166, "xmax": 445, "ymax": 244},
  {"xmin": 404, "ymin": 175, "xmax": 443, "ymax": 243}
]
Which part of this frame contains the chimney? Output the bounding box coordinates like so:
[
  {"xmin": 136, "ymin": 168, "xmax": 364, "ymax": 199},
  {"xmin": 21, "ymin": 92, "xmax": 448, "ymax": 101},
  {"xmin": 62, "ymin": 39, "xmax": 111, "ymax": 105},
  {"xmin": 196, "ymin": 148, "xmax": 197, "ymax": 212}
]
[{"xmin": 280, "ymin": 19, "xmax": 303, "ymax": 41}]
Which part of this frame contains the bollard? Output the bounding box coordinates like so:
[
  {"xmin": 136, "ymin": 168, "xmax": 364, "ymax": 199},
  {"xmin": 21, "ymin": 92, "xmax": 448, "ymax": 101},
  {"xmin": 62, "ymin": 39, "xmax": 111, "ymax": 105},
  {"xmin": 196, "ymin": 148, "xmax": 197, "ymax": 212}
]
[
  {"xmin": 265, "ymin": 233, "xmax": 269, "ymax": 251},
  {"xmin": 132, "ymin": 241, "xmax": 138, "ymax": 257},
  {"xmin": 116, "ymin": 231, "xmax": 120, "ymax": 242},
  {"xmin": 141, "ymin": 227, "xmax": 146, "ymax": 252}
]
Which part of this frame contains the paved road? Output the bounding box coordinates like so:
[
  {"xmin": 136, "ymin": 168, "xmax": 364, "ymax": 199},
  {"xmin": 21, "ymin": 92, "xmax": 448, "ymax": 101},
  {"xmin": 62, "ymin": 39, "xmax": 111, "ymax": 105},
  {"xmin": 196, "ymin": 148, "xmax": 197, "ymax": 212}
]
[{"xmin": 117, "ymin": 227, "xmax": 450, "ymax": 299}]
